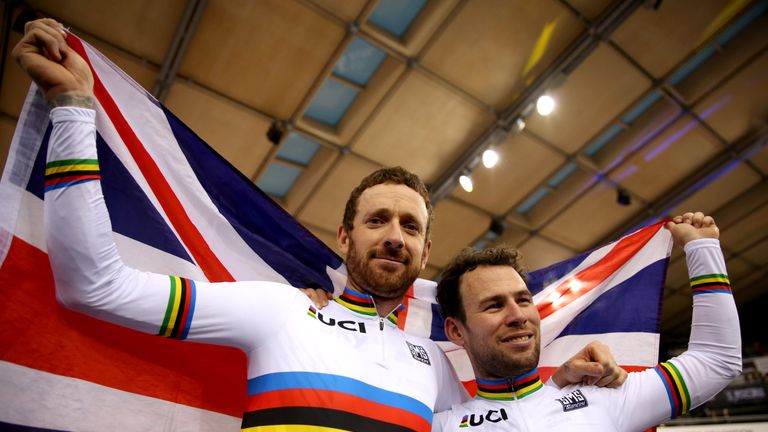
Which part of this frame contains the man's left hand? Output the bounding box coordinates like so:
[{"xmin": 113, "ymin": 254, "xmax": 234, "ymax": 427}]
[{"xmin": 551, "ymin": 341, "xmax": 627, "ymax": 388}]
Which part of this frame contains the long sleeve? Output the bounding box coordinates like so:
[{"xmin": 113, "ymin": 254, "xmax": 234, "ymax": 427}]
[
  {"xmin": 615, "ymin": 238, "xmax": 742, "ymax": 431},
  {"xmin": 43, "ymin": 106, "xmax": 301, "ymax": 351}
]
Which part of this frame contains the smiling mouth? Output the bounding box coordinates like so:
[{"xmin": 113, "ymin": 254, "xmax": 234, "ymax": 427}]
[{"xmin": 502, "ymin": 334, "xmax": 533, "ymax": 343}]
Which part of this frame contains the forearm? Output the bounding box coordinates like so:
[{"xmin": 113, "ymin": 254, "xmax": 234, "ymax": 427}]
[
  {"xmin": 678, "ymin": 239, "xmax": 742, "ymax": 398},
  {"xmin": 44, "ymin": 106, "xmax": 171, "ymax": 332}
]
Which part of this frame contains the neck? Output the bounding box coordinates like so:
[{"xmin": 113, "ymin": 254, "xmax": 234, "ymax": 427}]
[
  {"xmin": 345, "ymin": 281, "xmax": 405, "ymax": 317},
  {"xmin": 371, "ymin": 297, "xmax": 403, "ymax": 317}
]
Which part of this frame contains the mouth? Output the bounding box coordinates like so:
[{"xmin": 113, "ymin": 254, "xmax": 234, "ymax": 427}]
[{"xmin": 500, "ymin": 333, "xmax": 534, "ymax": 344}]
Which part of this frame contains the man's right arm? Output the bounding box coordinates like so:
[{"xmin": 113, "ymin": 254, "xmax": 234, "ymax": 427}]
[{"xmin": 16, "ymin": 19, "xmax": 297, "ymax": 351}]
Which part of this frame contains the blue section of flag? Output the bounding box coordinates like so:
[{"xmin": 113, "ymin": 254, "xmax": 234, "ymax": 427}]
[
  {"xmin": 161, "ymin": 107, "xmax": 342, "ymax": 290},
  {"xmin": 556, "ymin": 258, "xmax": 668, "ymax": 337},
  {"xmin": 97, "ymin": 133, "xmax": 193, "ymax": 263},
  {"xmin": 25, "ymin": 124, "xmax": 51, "ymax": 200},
  {"xmin": 248, "ymin": 371, "xmax": 432, "ymax": 424},
  {"xmin": 430, "ymin": 302, "xmax": 447, "ymax": 341}
]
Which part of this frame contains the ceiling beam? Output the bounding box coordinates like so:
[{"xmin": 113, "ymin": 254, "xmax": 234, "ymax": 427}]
[
  {"xmin": 427, "ymin": 0, "xmax": 644, "ymax": 202},
  {"xmin": 151, "ymin": 0, "xmax": 208, "ymax": 102}
]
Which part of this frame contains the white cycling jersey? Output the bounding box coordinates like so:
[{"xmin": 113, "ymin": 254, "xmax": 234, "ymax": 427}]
[
  {"xmin": 44, "ymin": 107, "xmax": 467, "ymax": 431},
  {"xmin": 432, "ymin": 239, "xmax": 741, "ymax": 431}
]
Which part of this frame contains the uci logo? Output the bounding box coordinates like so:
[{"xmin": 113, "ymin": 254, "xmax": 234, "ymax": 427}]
[
  {"xmin": 459, "ymin": 409, "xmax": 508, "ymax": 428},
  {"xmin": 307, "ymin": 306, "xmax": 367, "ymax": 333}
]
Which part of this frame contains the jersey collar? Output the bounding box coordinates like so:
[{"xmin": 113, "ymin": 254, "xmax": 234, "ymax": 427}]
[
  {"xmin": 335, "ymin": 286, "xmax": 405, "ymax": 326},
  {"xmin": 476, "ymin": 368, "xmax": 544, "ymax": 401}
]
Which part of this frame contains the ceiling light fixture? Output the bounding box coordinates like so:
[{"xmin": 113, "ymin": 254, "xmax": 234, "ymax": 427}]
[
  {"xmin": 515, "ymin": 116, "xmax": 526, "ymax": 131},
  {"xmin": 482, "ymin": 148, "xmax": 499, "ymax": 168},
  {"xmin": 617, "ymin": 188, "xmax": 631, "ymax": 206},
  {"xmin": 459, "ymin": 172, "xmax": 474, "ymax": 193},
  {"xmin": 536, "ymin": 94, "xmax": 556, "ymax": 116}
]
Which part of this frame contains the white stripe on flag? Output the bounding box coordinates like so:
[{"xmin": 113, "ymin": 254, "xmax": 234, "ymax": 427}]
[
  {"xmin": 539, "ymin": 332, "xmax": 660, "ymax": 368},
  {"xmin": 0, "ymin": 361, "xmax": 241, "ymax": 432}
]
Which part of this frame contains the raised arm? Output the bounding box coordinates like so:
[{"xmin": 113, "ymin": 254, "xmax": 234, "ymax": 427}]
[
  {"xmin": 13, "ymin": 19, "xmax": 298, "ymax": 351},
  {"xmin": 618, "ymin": 212, "xmax": 741, "ymax": 430}
]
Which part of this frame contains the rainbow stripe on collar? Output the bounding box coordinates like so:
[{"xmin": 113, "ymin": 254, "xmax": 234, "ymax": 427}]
[
  {"xmin": 335, "ymin": 287, "xmax": 404, "ymax": 326},
  {"xmin": 476, "ymin": 369, "xmax": 543, "ymax": 401}
]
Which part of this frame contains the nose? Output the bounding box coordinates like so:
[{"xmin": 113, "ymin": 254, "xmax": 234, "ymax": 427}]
[
  {"xmin": 383, "ymin": 221, "xmax": 404, "ymax": 249},
  {"xmin": 503, "ymin": 302, "xmax": 527, "ymax": 327}
]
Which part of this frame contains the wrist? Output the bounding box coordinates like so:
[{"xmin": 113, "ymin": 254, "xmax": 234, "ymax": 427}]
[{"xmin": 48, "ymin": 94, "xmax": 96, "ymax": 109}]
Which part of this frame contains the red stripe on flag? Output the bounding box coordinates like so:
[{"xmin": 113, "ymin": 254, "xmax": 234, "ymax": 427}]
[
  {"xmin": 0, "ymin": 236, "xmax": 246, "ymax": 416},
  {"xmin": 66, "ymin": 35, "xmax": 234, "ymax": 283},
  {"xmin": 537, "ymin": 223, "xmax": 662, "ymax": 320},
  {"xmin": 246, "ymin": 388, "xmax": 430, "ymax": 432}
]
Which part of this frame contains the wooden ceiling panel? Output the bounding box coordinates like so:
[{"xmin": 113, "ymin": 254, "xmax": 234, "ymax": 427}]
[
  {"xmin": 750, "ymin": 144, "xmax": 768, "ymax": 175},
  {"xmin": 29, "ymin": 0, "xmax": 186, "ymax": 64},
  {"xmin": 525, "ymin": 43, "xmax": 650, "ymax": 153},
  {"xmin": 420, "ymin": 0, "xmax": 583, "ymax": 109},
  {"xmin": 297, "ymin": 155, "xmax": 380, "ymax": 234},
  {"xmin": 518, "ymin": 235, "xmax": 577, "ymax": 272},
  {"xmin": 164, "ymin": 81, "xmax": 273, "ymax": 179},
  {"xmin": 719, "ymin": 202, "xmax": 768, "ymax": 252},
  {"xmin": 541, "ymin": 180, "xmax": 643, "ymax": 251},
  {"xmin": 428, "ymin": 199, "xmax": 490, "ymax": 268},
  {"xmin": 353, "ymin": 71, "xmax": 495, "ymax": 183},
  {"xmin": 673, "ymin": 12, "xmax": 768, "ymax": 104},
  {"xmin": 669, "ymin": 162, "xmax": 761, "ymax": 217},
  {"xmin": 611, "ymin": 0, "xmax": 748, "ymax": 78},
  {"xmin": 494, "ymin": 223, "xmax": 530, "ymax": 249},
  {"xmin": 179, "ymin": 0, "xmax": 346, "ymax": 119},
  {"xmin": 451, "ymin": 133, "xmax": 565, "ymax": 214},
  {"xmin": 80, "ymin": 36, "xmax": 159, "ymax": 92},
  {"xmin": 723, "ymin": 256, "xmax": 761, "ymax": 291},
  {"xmin": 591, "ymin": 95, "xmax": 682, "ymax": 171},
  {"xmin": 695, "ymin": 51, "xmax": 768, "ymax": 142},
  {"xmin": 309, "ymin": 0, "xmax": 367, "ymax": 22},
  {"xmin": 565, "ymin": 0, "xmax": 614, "ymax": 21},
  {"xmin": 1, "ymin": 33, "xmax": 31, "ymax": 119},
  {"xmin": 740, "ymin": 235, "xmax": 768, "ymax": 267},
  {"xmin": 611, "ymin": 116, "xmax": 723, "ymax": 201}
]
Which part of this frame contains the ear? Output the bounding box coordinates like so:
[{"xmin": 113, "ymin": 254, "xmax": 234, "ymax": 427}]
[
  {"xmin": 337, "ymin": 225, "xmax": 349, "ymax": 256},
  {"xmin": 444, "ymin": 316, "xmax": 466, "ymax": 347},
  {"xmin": 420, "ymin": 239, "xmax": 432, "ymax": 270}
]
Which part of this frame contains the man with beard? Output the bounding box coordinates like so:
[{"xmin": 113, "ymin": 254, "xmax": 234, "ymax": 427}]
[
  {"xmin": 13, "ymin": 18, "xmax": 625, "ymax": 431},
  {"xmin": 432, "ymin": 212, "xmax": 742, "ymax": 431}
]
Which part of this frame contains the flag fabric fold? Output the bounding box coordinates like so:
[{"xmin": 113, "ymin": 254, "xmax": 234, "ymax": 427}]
[{"xmin": 0, "ymin": 35, "xmax": 671, "ymax": 431}]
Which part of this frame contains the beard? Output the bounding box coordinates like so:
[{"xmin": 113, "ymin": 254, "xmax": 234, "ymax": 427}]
[
  {"xmin": 345, "ymin": 237, "xmax": 422, "ymax": 300},
  {"xmin": 467, "ymin": 330, "xmax": 540, "ymax": 379}
]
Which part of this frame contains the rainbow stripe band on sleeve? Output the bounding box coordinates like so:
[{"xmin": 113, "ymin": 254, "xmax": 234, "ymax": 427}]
[
  {"xmin": 44, "ymin": 159, "xmax": 100, "ymax": 192},
  {"xmin": 654, "ymin": 361, "xmax": 690, "ymax": 418},
  {"xmin": 158, "ymin": 276, "xmax": 196, "ymax": 340},
  {"xmin": 690, "ymin": 273, "xmax": 731, "ymax": 295}
]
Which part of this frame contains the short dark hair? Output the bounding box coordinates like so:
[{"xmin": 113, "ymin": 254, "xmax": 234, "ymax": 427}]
[
  {"xmin": 342, "ymin": 166, "xmax": 433, "ymax": 239},
  {"xmin": 436, "ymin": 247, "xmax": 528, "ymax": 323}
]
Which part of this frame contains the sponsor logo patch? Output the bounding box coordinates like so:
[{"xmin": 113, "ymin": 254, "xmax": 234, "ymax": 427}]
[
  {"xmin": 556, "ymin": 389, "xmax": 588, "ymax": 412},
  {"xmin": 406, "ymin": 341, "xmax": 431, "ymax": 365}
]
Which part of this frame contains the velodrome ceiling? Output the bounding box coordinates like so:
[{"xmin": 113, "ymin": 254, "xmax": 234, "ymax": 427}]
[{"xmin": 1, "ymin": 0, "xmax": 766, "ymax": 349}]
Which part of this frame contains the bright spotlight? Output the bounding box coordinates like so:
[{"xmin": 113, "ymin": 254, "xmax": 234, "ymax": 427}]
[
  {"xmin": 536, "ymin": 94, "xmax": 556, "ymax": 116},
  {"xmin": 482, "ymin": 149, "xmax": 499, "ymax": 168},
  {"xmin": 459, "ymin": 174, "xmax": 474, "ymax": 192}
]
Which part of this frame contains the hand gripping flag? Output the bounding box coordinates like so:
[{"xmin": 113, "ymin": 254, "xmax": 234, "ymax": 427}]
[{"xmin": 0, "ymin": 35, "xmax": 671, "ymax": 431}]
